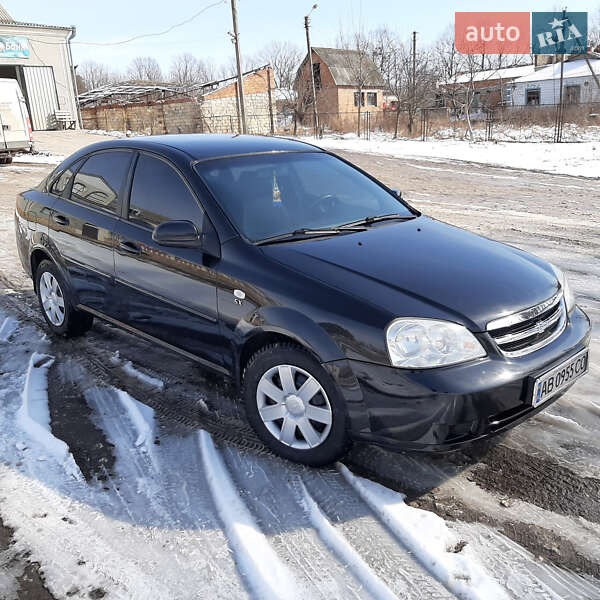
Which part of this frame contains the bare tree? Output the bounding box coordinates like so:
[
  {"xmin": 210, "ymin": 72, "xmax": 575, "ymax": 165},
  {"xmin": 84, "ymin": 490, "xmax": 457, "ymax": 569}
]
[
  {"xmin": 78, "ymin": 60, "xmax": 121, "ymax": 91},
  {"xmin": 126, "ymin": 56, "xmax": 163, "ymax": 82},
  {"xmin": 169, "ymin": 53, "xmax": 217, "ymax": 85},
  {"xmin": 255, "ymin": 41, "xmax": 302, "ymax": 111},
  {"xmin": 337, "ymin": 29, "xmax": 374, "ymax": 136},
  {"xmin": 590, "ymin": 7, "xmax": 600, "ymax": 51}
]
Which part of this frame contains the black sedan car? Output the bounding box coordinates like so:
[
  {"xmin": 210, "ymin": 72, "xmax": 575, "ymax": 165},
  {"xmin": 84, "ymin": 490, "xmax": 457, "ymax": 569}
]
[{"xmin": 15, "ymin": 134, "xmax": 590, "ymax": 465}]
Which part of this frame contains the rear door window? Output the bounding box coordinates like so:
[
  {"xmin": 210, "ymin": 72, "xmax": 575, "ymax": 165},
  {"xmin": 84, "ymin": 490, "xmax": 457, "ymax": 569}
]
[
  {"xmin": 128, "ymin": 153, "xmax": 204, "ymax": 228},
  {"xmin": 70, "ymin": 151, "xmax": 132, "ymax": 214},
  {"xmin": 49, "ymin": 159, "xmax": 84, "ymax": 196}
]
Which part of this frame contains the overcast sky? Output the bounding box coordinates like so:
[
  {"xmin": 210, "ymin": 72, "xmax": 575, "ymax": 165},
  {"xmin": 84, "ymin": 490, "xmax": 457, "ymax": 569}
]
[{"xmin": 3, "ymin": 0, "xmax": 596, "ymax": 72}]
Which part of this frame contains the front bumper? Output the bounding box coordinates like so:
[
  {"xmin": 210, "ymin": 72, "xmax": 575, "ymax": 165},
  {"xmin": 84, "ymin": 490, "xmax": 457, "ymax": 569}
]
[{"xmin": 323, "ymin": 306, "xmax": 591, "ymax": 452}]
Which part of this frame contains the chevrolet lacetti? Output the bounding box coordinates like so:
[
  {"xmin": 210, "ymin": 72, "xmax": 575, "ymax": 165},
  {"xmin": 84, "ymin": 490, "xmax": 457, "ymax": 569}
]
[{"xmin": 15, "ymin": 135, "xmax": 591, "ymax": 465}]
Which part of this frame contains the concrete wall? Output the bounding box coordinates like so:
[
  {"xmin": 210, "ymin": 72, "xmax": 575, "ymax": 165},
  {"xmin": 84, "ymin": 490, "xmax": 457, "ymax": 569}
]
[
  {"xmin": 81, "ymin": 69, "xmax": 275, "ymax": 135},
  {"xmin": 0, "ymin": 24, "xmax": 79, "ymax": 128}
]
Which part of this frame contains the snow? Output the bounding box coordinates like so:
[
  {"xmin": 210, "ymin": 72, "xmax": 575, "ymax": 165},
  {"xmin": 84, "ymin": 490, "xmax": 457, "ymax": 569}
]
[
  {"xmin": 302, "ymin": 132, "xmax": 600, "ymax": 178},
  {"xmin": 13, "ymin": 152, "xmax": 64, "ymax": 165},
  {"xmin": 111, "ymin": 351, "xmax": 164, "ymax": 389},
  {"xmin": 0, "ymin": 315, "xmax": 18, "ymax": 341},
  {"xmin": 338, "ymin": 464, "xmax": 509, "ymax": 600},
  {"xmin": 443, "ymin": 64, "xmax": 536, "ymax": 85},
  {"xmin": 198, "ymin": 430, "xmax": 302, "ymax": 600},
  {"xmin": 298, "ymin": 480, "xmax": 398, "ymax": 600},
  {"xmin": 16, "ymin": 352, "xmax": 83, "ymax": 481},
  {"xmin": 516, "ymin": 58, "xmax": 600, "ymax": 82}
]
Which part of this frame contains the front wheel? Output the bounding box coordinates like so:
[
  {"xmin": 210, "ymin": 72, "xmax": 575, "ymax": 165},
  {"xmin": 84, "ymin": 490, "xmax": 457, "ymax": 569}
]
[{"xmin": 243, "ymin": 343, "xmax": 350, "ymax": 466}]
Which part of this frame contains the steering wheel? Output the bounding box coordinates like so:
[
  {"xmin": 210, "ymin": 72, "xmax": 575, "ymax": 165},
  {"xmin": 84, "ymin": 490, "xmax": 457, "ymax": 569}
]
[{"xmin": 308, "ymin": 193, "xmax": 339, "ymax": 215}]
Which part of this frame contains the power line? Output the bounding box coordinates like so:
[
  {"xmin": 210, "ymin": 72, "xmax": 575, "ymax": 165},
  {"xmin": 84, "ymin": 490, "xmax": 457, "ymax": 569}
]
[{"xmin": 17, "ymin": 0, "xmax": 226, "ymax": 47}]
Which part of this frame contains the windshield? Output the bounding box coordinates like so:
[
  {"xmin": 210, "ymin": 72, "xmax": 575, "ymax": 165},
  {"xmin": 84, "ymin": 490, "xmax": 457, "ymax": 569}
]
[{"xmin": 195, "ymin": 152, "xmax": 414, "ymax": 242}]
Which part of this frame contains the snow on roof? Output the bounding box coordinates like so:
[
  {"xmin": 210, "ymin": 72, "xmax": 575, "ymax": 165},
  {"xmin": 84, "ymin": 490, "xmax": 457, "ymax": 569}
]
[
  {"xmin": 514, "ymin": 58, "xmax": 600, "ymax": 83},
  {"xmin": 443, "ymin": 64, "xmax": 536, "ymax": 85}
]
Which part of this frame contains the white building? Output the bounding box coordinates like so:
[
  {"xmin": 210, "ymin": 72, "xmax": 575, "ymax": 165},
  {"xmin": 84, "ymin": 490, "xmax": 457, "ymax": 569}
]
[
  {"xmin": 512, "ymin": 58, "xmax": 600, "ymax": 106},
  {"xmin": 0, "ymin": 3, "xmax": 79, "ymax": 130}
]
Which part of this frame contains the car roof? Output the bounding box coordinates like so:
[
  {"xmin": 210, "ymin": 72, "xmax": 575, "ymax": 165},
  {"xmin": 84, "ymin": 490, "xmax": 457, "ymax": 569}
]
[{"xmin": 76, "ymin": 134, "xmax": 323, "ymax": 161}]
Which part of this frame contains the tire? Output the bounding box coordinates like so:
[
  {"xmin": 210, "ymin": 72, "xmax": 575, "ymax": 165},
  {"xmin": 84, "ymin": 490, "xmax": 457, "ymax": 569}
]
[
  {"xmin": 243, "ymin": 343, "xmax": 350, "ymax": 466},
  {"xmin": 35, "ymin": 259, "xmax": 93, "ymax": 337}
]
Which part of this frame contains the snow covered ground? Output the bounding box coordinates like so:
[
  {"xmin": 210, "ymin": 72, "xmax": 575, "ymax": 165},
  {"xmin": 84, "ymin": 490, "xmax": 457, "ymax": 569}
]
[
  {"xmin": 299, "ymin": 132, "xmax": 600, "ymax": 178},
  {"xmin": 1, "ymin": 131, "xmax": 600, "ymax": 599}
]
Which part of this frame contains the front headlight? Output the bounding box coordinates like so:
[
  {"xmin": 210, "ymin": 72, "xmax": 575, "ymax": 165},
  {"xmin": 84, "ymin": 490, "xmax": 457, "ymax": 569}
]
[
  {"xmin": 550, "ymin": 264, "xmax": 576, "ymax": 312},
  {"xmin": 386, "ymin": 318, "xmax": 486, "ymax": 368}
]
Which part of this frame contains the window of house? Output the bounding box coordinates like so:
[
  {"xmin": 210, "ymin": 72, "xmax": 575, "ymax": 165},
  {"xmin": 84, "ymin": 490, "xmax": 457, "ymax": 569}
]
[
  {"xmin": 70, "ymin": 151, "xmax": 132, "ymax": 213},
  {"xmin": 312, "ymin": 63, "xmax": 321, "ymax": 91},
  {"xmin": 129, "ymin": 154, "xmax": 204, "ymax": 229},
  {"xmin": 367, "ymin": 92, "xmax": 377, "ymax": 106},
  {"xmin": 565, "ymin": 85, "xmax": 580, "ymax": 104},
  {"xmin": 354, "ymin": 92, "xmax": 365, "ymax": 107},
  {"xmin": 526, "ymin": 89, "xmax": 541, "ymax": 105}
]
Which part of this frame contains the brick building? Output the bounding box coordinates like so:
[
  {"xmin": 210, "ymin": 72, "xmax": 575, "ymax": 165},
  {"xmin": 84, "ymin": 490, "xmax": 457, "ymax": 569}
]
[
  {"xmin": 295, "ymin": 47, "xmax": 385, "ymax": 119},
  {"xmin": 79, "ymin": 67, "xmax": 275, "ymax": 135}
]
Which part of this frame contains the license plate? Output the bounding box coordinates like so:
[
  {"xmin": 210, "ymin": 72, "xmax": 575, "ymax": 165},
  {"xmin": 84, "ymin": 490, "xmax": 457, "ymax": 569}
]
[{"xmin": 532, "ymin": 349, "xmax": 589, "ymax": 408}]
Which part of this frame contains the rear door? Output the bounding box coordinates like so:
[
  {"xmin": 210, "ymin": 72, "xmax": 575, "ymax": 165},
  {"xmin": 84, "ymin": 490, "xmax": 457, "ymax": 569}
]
[
  {"xmin": 48, "ymin": 149, "xmax": 133, "ymax": 315},
  {"xmin": 113, "ymin": 152, "xmax": 224, "ymax": 368}
]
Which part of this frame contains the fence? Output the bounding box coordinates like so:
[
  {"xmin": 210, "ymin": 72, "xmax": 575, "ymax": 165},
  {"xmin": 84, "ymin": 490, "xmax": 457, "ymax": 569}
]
[{"xmin": 83, "ymin": 101, "xmax": 600, "ymax": 142}]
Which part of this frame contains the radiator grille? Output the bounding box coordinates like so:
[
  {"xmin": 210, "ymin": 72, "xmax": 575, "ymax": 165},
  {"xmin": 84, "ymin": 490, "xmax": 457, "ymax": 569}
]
[{"xmin": 487, "ymin": 291, "xmax": 566, "ymax": 357}]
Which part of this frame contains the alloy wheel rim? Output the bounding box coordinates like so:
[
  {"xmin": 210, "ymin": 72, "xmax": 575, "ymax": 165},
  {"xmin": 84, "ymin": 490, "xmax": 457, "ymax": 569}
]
[
  {"xmin": 39, "ymin": 272, "xmax": 65, "ymax": 326},
  {"xmin": 256, "ymin": 364, "xmax": 333, "ymax": 450}
]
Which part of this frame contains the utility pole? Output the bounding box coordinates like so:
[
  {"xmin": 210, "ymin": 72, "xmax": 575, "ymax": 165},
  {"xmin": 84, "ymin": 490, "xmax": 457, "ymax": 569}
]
[
  {"xmin": 304, "ymin": 4, "xmax": 319, "ymax": 137},
  {"xmin": 230, "ymin": 0, "xmax": 246, "ymax": 134},
  {"xmin": 554, "ymin": 8, "xmax": 567, "ymax": 143},
  {"xmin": 409, "ymin": 31, "xmax": 417, "ymax": 135}
]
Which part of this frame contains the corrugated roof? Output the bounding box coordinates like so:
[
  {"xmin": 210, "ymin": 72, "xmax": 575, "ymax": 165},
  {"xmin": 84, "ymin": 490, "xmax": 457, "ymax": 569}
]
[
  {"xmin": 0, "ymin": 3, "xmax": 13, "ymax": 22},
  {"xmin": 311, "ymin": 47, "xmax": 384, "ymax": 87},
  {"xmin": 0, "ymin": 5, "xmax": 72, "ymax": 30},
  {"xmin": 514, "ymin": 58, "xmax": 600, "ymax": 83}
]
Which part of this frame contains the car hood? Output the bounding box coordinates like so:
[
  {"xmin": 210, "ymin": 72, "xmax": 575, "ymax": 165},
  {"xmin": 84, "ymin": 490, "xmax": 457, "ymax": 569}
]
[{"xmin": 260, "ymin": 216, "xmax": 559, "ymax": 331}]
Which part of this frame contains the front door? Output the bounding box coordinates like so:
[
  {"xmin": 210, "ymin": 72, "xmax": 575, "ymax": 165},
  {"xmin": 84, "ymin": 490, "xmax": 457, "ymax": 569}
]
[
  {"xmin": 113, "ymin": 152, "xmax": 224, "ymax": 369},
  {"xmin": 48, "ymin": 150, "xmax": 133, "ymax": 315}
]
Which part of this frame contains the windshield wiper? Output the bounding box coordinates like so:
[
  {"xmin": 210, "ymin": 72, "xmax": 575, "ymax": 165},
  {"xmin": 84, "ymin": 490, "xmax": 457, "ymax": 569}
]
[
  {"xmin": 340, "ymin": 213, "xmax": 417, "ymax": 228},
  {"xmin": 255, "ymin": 226, "xmax": 366, "ymax": 246}
]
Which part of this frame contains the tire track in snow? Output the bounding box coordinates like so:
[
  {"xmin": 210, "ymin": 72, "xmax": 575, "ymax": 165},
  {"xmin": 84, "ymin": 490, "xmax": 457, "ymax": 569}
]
[
  {"xmin": 297, "ymin": 479, "xmax": 399, "ymax": 600},
  {"xmin": 338, "ymin": 464, "xmax": 509, "ymax": 600},
  {"xmin": 198, "ymin": 431, "xmax": 303, "ymax": 600},
  {"xmin": 300, "ymin": 468, "xmax": 454, "ymax": 600},
  {"xmin": 455, "ymin": 523, "xmax": 600, "ymax": 600}
]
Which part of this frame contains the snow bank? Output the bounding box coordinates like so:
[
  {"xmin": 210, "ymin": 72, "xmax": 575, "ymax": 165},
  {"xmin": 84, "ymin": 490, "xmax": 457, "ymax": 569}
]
[
  {"xmin": 338, "ymin": 464, "xmax": 508, "ymax": 600},
  {"xmin": 17, "ymin": 352, "xmax": 83, "ymax": 480},
  {"xmin": 302, "ymin": 133, "xmax": 600, "ymax": 178},
  {"xmin": 199, "ymin": 430, "xmax": 301, "ymax": 600},
  {"xmin": 114, "ymin": 389, "xmax": 156, "ymax": 450}
]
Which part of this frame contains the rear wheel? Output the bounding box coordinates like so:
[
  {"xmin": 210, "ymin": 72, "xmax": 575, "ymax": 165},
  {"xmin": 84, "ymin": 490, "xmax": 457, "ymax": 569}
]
[
  {"xmin": 35, "ymin": 260, "xmax": 93, "ymax": 337},
  {"xmin": 243, "ymin": 343, "xmax": 349, "ymax": 466}
]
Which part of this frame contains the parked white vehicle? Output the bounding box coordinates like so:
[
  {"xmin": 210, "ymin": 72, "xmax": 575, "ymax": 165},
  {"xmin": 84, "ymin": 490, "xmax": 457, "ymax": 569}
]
[{"xmin": 0, "ymin": 78, "xmax": 33, "ymax": 164}]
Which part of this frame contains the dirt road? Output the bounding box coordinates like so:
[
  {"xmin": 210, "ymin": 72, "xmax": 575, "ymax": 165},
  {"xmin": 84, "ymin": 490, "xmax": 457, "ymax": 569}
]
[{"xmin": 0, "ymin": 133, "xmax": 599, "ymax": 600}]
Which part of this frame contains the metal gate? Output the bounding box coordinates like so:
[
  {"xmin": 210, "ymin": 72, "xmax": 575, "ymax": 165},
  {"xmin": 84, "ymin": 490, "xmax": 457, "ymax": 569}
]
[{"xmin": 22, "ymin": 66, "xmax": 59, "ymax": 130}]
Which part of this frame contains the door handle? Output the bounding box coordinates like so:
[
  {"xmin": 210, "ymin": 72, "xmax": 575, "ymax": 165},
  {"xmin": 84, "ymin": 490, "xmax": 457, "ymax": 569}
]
[
  {"xmin": 52, "ymin": 213, "xmax": 69, "ymax": 226},
  {"xmin": 119, "ymin": 240, "xmax": 142, "ymax": 255}
]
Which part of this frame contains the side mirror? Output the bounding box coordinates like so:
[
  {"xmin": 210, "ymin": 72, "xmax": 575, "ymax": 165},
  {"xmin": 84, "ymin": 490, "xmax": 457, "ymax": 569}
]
[
  {"xmin": 391, "ymin": 189, "xmax": 403, "ymax": 199},
  {"xmin": 152, "ymin": 220, "xmax": 202, "ymax": 248}
]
